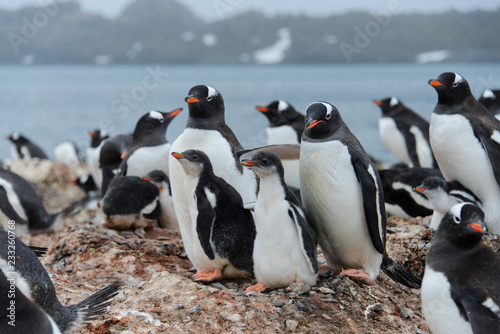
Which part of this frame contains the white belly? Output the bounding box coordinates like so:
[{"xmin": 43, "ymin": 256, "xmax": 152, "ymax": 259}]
[
  {"xmin": 86, "ymin": 146, "xmax": 103, "ymax": 189},
  {"xmin": 409, "ymin": 125, "xmax": 434, "ymax": 168},
  {"xmin": 300, "ymin": 141, "xmax": 382, "ymax": 279},
  {"xmin": 379, "ymin": 117, "xmax": 412, "ymax": 166},
  {"xmin": 430, "ymin": 113, "xmax": 500, "ymax": 233},
  {"xmin": 421, "ymin": 267, "xmax": 472, "ymax": 334},
  {"xmin": 126, "ymin": 143, "xmax": 171, "ymax": 177}
]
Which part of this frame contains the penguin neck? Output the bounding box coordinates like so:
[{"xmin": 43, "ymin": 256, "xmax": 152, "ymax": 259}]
[
  {"xmin": 256, "ymin": 172, "xmax": 287, "ymax": 203},
  {"xmin": 431, "ymin": 232, "xmax": 482, "ymax": 255},
  {"xmin": 132, "ymin": 130, "xmax": 167, "ymax": 146}
]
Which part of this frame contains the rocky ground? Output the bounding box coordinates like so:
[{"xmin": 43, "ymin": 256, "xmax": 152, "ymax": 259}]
[{"xmin": 10, "ymin": 160, "xmax": 500, "ymax": 334}]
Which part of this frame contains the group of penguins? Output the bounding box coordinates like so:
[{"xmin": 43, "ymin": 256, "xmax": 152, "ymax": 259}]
[{"xmin": 1, "ymin": 71, "xmax": 500, "ymax": 333}]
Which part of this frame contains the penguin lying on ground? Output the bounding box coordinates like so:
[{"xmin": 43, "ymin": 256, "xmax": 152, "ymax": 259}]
[
  {"xmin": 0, "ymin": 230, "xmax": 121, "ymax": 333},
  {"xmin": 99, "ymin": 134, "xmax": 132, "ymax": 195},
  {"xmin": 421, "ymin": 203, "xmax": 500, "ymax": 334},
  {"xmin": 141, "ymin": 170, "xmax": 178, "ymax": 229},
  {"xmin": 413, "ymin": 176, "xmax": 482, "ymax": 230},
  {"xmin": 479, "ymin": 88, "xmax": 500, "ymax": 120},
  {"xmin": 118, "ymin": 108, "xmax": 182, "ymax": 177},
  {"xmin": 172, "ymin": 149, "xmax": 255, "ymax": 282},
  {"xmin": 429, "ymin": 72, "xmax": 500, "ymax": 234},
  {"xmin": 300, "ymin": 101, "xmax": 421, "ymax": 288},
  {"xmin": 373, "ymin": 97, "xmax": 437, "ymax": 168},
  {"xmin": 241, "ymin": 151, "xmax": 317, "ymax": 293},
  {"xmin": 6, "ymin": 132, "xmax": 48, "ymax": 160}
]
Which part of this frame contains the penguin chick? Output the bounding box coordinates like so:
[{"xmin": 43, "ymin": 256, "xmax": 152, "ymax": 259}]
[
  {"xmin": 141, "ymin": 170, "xmax": 178, "ymax": 229},
  {"xmin": 86, "ymin": 130, "xmax": 109, "ymax": 190},
  {"xmin": 171, "ymin": 149, "xmax": 255, "ymax": 282},
  {"xmin": 300, "ymin": 101, "xmax": 421, "ymax": 288},
  {"xmin": 0, "ymin": 230, "xmax": 121, "ymax": 333},
  {"xmin": 413, "ymin": 176, "xmax": 482, "ymax": 230},
  {"xmin": 422, "ymin": 203, "xmax": 500, "ymax": 334},
  {"xmin": 241, "ymin": 151, "xmax": 317, "ymax": 293}
]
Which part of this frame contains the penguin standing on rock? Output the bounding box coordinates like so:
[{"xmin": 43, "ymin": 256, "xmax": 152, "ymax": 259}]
[
  {"xmin": 0, "ymin": 230, "xmax": 121, "ymax": 333},
  {"xmin": 171, "ymin": 150, "xmax": 255, "ymax": 282},
  {"xmin": 6, "ymin": 132, "xmax": 48, "ymax": 160},
  {"xmin": 429, "ymin": 72, "xmax": 500, "ymax": 234},
  {"xmin": 168, "ymin": 85, "xmax": 258, "ymax": 268},
  {"xmin": 421, "ymin": 203, "xmax": 500, "ymax": 334},
  {"xmin": 373, "ymin": 97, "xmax": 437, "ymax": 168},
  {"xmin": 118, "ymin": 108, "xmax": 182, "ymax": 177},
  {"xmin": 300, "ymin": 101, "xmax": 420, "ymax": 288},
  {"xmin": 241, "ymin": 151, "xmax": 317, "ymax": 293}
]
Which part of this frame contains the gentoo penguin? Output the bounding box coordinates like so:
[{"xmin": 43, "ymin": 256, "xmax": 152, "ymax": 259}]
[
  {"xmin": 300, "ymin": 101, "xmax": 420, "ymax": 288},
  {"xmin": 99, "ymin": 134, "xmax": 132, "ymax": 195},
  {"xmin": 378, "ymin": 166, "xmax": 442, "ymax": 218},
  {"xmin": 373, "ymin": 97, "xmax": 437, "ymax": 168},
  {"xmin": 171, "ymin": 150, "xmax": 255, "ymax": 282},
  {"xmin": 118, "ymin": 108, "xmax": 182, "ymax": 177},
  {"xmin": 99, "ymin": 174, "xmax": 160, "ymax": 230},
  {"xmin": 168, "ymin": 85, "xmax": 258, "ymax": 270},
  {"xmin": 142, "ymin": 170, "xmax": 178, "ymax": 229},
  {"xmin": 86, "ymin": 130, "xmax": 109, "ymax": 190},
  {"xmin": 6, "ymin": 132, "xmax": 48, "ymax": 160},
  {"xmin": 0, "ymin": 167, "xmax": 58, "ymax": 235},
  {"xmin": 413, "ymin": 176, "xmax": 482, "ymax": 230},
  {"xmin": 0, "ymin": 230, "xmax": 121, "ymax": 333},
  {"xmin": 256, "ymin": 100, "xmax": 304, "ymax": 190},
  {"xmin": 479, "ymin": 89, "xmax": 500, "ymax": 120},
  {"xmin": 421, "ymin": 203, "xmax": 500, "ymax": 334},
  {"xmin": 241, "ymin": 151, "xmax": 317, "ymax": 293},
  {"xmin": 53, "ymin": 140, "xmax": 82, "ymax": 165},
  {"xmin": 429, "ymin": 72, "xmax": 500, "ymax": 234},
  {"xmin": 64, "ymin": 174, "xmax": 100, "ymax": 215}
]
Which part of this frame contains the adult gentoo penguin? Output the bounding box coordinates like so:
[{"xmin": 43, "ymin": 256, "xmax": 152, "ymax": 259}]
[
  {"xmin": 479, "ymin": 89, "xmax": 500, "ymax": 120},
  {"xmin": 0, "ymin": 230, "xmax": 121, "ymax": 333},
  {"xmin": 241, "ymin": 151, "xmax": 317, "ymax": 293},
  {"xmin": 118, "ymin": 108, "xmax": 182, "ymax": 177},
  {"xmin": 429, "ymin": 72, "xmax": 500, "ymax": 234},
  {"xmin": 0, "ymin": 167, "xmax": 58, "ymax": 235},
  {"xmin": 373, "ymin": 97, "xmax": 437, "ymax": 168},
  {"xmin": 6, "ymin": 132, "xmax": 48, "ymax": 160},
  {"xmin": 172, "ymin": 150, "xmax": 255, "ymax": 281},
  {"xmin": 300, "ymin": 101, "xmax": 420, "ymax": 288},
  {"xmin": 256, "ymin": 100, "xmax": 304, "ymax": 190},
  {"xmin": 413, "ymin": 176, "xmax": 482, "ymax": 230},
  {"xmin": 168, "ymin": 85, "xmax": 258, "ymax": 268},
  {"xmin": 421, "ymin": 203, "xmax": 500, "ymax": 334}
]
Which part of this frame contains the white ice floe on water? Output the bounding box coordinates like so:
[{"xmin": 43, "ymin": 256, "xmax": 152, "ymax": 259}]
[
  {"xmin": 416, "ymin": 49, "xmax": 453, "ymax": 64},
  {"xmin": 253, "ymin": 28, "xmax": 292, "ymax": 65},
  {"xmin": 202, "ymin": 33, "xmax": 218, "ymax": 47}
]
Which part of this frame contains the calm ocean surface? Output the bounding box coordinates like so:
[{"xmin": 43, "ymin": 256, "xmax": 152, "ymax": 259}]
[{"xmin": 1, "ymin": 63, "xmax": 500, "ymax": 163}]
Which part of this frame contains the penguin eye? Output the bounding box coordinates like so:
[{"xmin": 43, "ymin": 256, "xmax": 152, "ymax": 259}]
[
  {"xmin": 325, "ymin": 113, "xmax": 331, "ymax": 120},
  {"xmin": 192, "ymin": 155, "xmax": 198, "ymax": 161},
  {"xmin": 452, "ymin": 82, "xmax": 459, "ymax": 88},
  {"xmin": 207, "ymin": 96, "xmax": 213, "ymax": 102},
  {"xmin": 453, "ymin": 216, "xmax": 461, "ymax": 224},
  {"xmin": 261, "ymin": 158, "xmax": 269, "ymax": 165}
]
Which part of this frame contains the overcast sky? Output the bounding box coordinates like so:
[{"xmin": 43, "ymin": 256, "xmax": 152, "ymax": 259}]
[{"xmin": 1, "ymin": 0, "xmax": 499, "ymax": 21}]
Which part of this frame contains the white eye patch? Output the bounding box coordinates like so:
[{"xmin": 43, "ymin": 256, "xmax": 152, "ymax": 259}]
[
  {"xmin": 149, "ymin": 111, "xmax": 164, "ymax": 121},
  {"xmin": 322, "ymin": 102, "xmax": 333, "ymax": 118},
  {"xmin": 449, "ymin": 203, "xmax": 467, "ymax": 224},
  {"xmin": 453, "ymin": 73, "xmax": 464, "ymax": 86},
  {"xmin": 206, "ymin": 85, "xmax": 218, "ymax": 98},
  {"xmin": 482, "ymin": 89, "xmax": 496, "ymax": 99},
  {"xmin": 278, "ymin": 100, "xmax": 288, "ymax": 112},
  {"xmin": 390, "ymin": 97, "xmax": 399, "ymax": 107}
]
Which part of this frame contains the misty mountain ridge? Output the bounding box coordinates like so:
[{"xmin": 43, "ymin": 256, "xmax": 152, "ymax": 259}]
[{"xmin": 1, "ymin": 0, "xmax": 499, "ymax": 65}]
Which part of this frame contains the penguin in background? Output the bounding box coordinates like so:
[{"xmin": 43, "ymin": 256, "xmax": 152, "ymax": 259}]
[
  {"xmin": 413, "ymin": 176, "xmax": 482, "ymax": 230},
  {"xmin": 0, "ymin": 167, "xmax": 58, "ymax": 235},
  {"xmin": 5, "ymin": 132, "xmax": 48, "ymax": 160},
  {"xmin": 241, "ymin": 151, "xmax": 317, "ymax": 293},
  {"xmin": 429, "ymin": 72, "xmax": 500, "ymax": 234},
  {"xmin": 53, "ymin": 140, "xmax": 83, "ymax": 165},
  {"xmin": 300, "ymin": 101, "xmax": 420, "ymax": 288},
  {"xmin": 168, "ymin": 85, "xmax": 258, "ymax": 269},
  {"xmin": 255, "ymin": 100, "xmax": 304, "ymax": 190},
  {"xmin": 171, "ymin": 150, "xmax": 255, "ymax": 282},
  {"xmin": 118, "ymin": 108, "xmax": 182, "ymax": 177},
  {"xmin": 421, "ymin": 203, "xmax": 500, "ymax": 334},
  {"xmin": 373, "ymin": 97, "xmax": 437, "ymax": 169},
  {"xmin": 0, "ymin": 230, "xmax": 121, "ymax": 333},
  {"xmin": 86, "ymin": 130, "xmax": 109, "ymax": 191},
  {"xmin": 479, "ymin": 89, "xmax": 500, "ymax": 120},
  {"xmin": 141, "ymin": 170, "xmax": 178, "ymax": 229},
  {"xmin": 99, "ymin": 134, "xmax": 132, "ymax": 195}
]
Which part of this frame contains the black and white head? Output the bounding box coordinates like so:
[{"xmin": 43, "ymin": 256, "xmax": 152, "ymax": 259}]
[
  {"xmin": 5, "ymin": 131, "xmax": 26, "ymax": 144},
  {"xmin": 373, "ymin": 97, "xmax": 402, "ymax": 116},
  {"xmin": 256, "ymin": 100, "xmax": 299, "ymax": 127},
  {"xmin": 134, "ymin": 109, "xmax": 182, "ymax": 137},
  {"xmin": 89, "ymin": 130, "xmax": 109, "ymax": 148},
  {"xmin": 171, "ymin": 149, "xmax": 212, "ymax": 176},
  {"xmin": 71, "ymin": 174, "xmax": 97, "ymax": 193},
  {"xmin": 240, "ymin": 151, "xmax": 284, "ymax": 178},
  {"xmin": 413, "ymin": 176, "xmax": 447, "ymax": 200},
  {"xmin": 185, "ymin": 85, "xmax": 224, "ymax": 119},
  {"xmin": 428, "ymin": 72, "xmax": 471, "ymax": 104},
  {"xmin": 142, "ymin": 170, "xmax": 169, "ymax": 187},
  {"xmin": 479, "ymin": 89, "xmax": 500, "ymax": 110},
  {"xmin": 303, "ymin": 101, "xmax": 343, "ymax": 140},
  {"xmin": 438, "ymin": 203, "xmax": 486, "ymax": 247}
]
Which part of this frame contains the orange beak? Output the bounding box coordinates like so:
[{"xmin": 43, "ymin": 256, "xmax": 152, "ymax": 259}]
[
  {"xmin": 171, "ymin": 152, "xmax": 184, "ymax": 159},
  {"xmin": 307, "ymin": 120, "xmax": 323, "ymax": 129},
  {"xmin": 89, "ymin": 131, "xmax": 95, "ymax": 137},
  {"xmin": 373, "ymin": 100, "xmax": 382, "ymax": 106},
  {"xmin": 168, "ymin": 108, "xmax": 182, "ymax": 118},
  {"xmin": 240, "ymin": 160, "xmax": 259, "ymax": 167},
  {"xmin": 69, "ymin": 179, "xmax": 77, "ymax": 184},
  {"xmin": 429, "ymin": 80, "xmax": 443, "ymax": 87},
  {"xmin": 121, "ymin": 151, "xmax": 128, "ymax": 159},
  {"xmin": 186, "ymin": 97, "xmax": 200, "ymax": 104},
  {"xmin": 467, "ymin": 223, "xmax": 485, "ymax": 233},
  {"xmin": 142, "ymin": 177, "xmax": 152, "ymax": 182},
  {"xmin": 413, "ymin": 186, "xmax": 426, "ymax": 193},
  {"xmin": 256, "ymin": 106, "xmax": 268, "ymax": 112}
]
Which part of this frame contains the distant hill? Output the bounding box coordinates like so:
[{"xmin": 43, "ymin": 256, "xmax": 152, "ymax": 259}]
[{"xmin": 1, "ymin": 0, "xmax": 499, "ymax": 64}]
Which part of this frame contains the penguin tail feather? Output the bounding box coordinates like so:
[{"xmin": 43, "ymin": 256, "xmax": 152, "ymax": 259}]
[
  {"xmin": 75, "ymin": 281, "xmax": 122, "ymax": 322},
  {"xmin": 381, "ymin": 256, "xmax": 421, "ymax": 289}
]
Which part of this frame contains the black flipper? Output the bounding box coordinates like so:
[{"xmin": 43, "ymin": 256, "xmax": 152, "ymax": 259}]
[
  {"xmin": 381, "ymin": 255, "xmax": 421, "ymax": 289},
  {"xmin": 29, "ymin": 246, "xmax": 48, "ymax": 258},
  {"xmin": 461, "ymin": 296, "xmax": 500, "ymax": 332},
  {"xmin": 0, "ymin": 186, "xmax": 28, "ymax": 226},
  {"xmin": 396, "ymin": 121, "xmax": 420, "ymax": 167},
  {"xmin": 195, "ymin": 188, "xmax": 216, "ymax": 260}
]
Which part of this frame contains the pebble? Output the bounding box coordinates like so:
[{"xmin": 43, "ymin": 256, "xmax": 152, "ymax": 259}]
[
  {"xmin": 174, "ymin": 304, "xmax": 185, "ymax": 310},
  {"xmin": 288, "ymin": 282, "xmax": 311, "ymax": 295},
  {"xmin": 271, "ymin": 299, "xmax": 285, "ymax": 307},
  {"xmin": 318, "ymin": 287, "xmax": 335, "ymax": 294},
  {"xmin": 285, "ymin": 319, "xmax": 299, "ymax": 331},
  {"xmin": 188, "ymin": 304, "xmax": 201, "ymax": 315}
]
